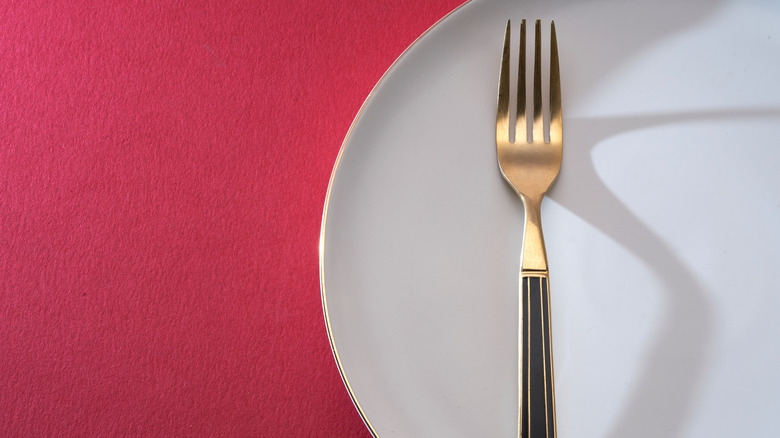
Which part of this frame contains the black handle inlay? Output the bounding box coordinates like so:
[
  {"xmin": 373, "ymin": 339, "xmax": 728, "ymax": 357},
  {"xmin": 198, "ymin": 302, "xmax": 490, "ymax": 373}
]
[{"xmin": 521, "ymin": 276, "xmax": 555, "ymax": 438}]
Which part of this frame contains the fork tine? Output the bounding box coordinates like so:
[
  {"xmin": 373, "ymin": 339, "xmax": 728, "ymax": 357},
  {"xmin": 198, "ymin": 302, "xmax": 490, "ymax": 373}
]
[
  {"xmin": 497, "ymin": 20, "xmax": 511, "ymax": 143},
  {"xmin": 549, "ymin": 21, "xmax": 562, "ymax": 144},
  {"xmin": 532, "ymin": 19, "xmax": 543, "ymax": 143},
  {"xmin": 516, "ymin": 19, "xmax": 527, "ymax": 144}
]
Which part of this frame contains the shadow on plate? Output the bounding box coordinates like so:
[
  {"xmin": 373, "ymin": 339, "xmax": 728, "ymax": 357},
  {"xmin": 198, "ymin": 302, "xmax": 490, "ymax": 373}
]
[{"xmin": 552, "ymin": 108, "xmax": 780, "ymax": 438}]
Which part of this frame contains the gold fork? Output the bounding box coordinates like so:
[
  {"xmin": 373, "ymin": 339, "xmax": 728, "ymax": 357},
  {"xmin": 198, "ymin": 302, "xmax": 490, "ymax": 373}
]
[{"xmin": 496, "ymin": 19, "xmax": 561, "ymax": 438}]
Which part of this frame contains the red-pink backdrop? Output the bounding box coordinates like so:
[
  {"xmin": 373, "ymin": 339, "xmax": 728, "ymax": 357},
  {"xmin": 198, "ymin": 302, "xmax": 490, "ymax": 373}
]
[{"xmin": 0, "ymin": 1, "xmax": 465, "ymax": 436}]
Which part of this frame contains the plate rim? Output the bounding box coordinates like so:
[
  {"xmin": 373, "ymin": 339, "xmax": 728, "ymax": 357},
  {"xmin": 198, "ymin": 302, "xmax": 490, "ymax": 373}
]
[{"xmin": 318, "ymin": 1, "xmax": 475, "ymax": 436}]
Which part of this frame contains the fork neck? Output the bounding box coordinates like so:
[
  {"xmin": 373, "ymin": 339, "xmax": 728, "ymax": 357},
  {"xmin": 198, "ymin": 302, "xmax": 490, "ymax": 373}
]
[{"xmin": 520, "ymin": 195, "xmax": 548, "ymax": 275}]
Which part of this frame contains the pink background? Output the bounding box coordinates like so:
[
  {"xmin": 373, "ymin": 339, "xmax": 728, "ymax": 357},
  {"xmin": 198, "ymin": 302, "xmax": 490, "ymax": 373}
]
[{"xmin": 0, "ymin": 1, "xmax": 464, "ymax": 436}]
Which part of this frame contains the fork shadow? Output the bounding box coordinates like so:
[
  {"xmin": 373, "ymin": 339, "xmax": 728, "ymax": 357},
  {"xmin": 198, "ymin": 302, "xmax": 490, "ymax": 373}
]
[{"xmin": 550, "ymin": 108, "xmax": 780, "ymax": 437}]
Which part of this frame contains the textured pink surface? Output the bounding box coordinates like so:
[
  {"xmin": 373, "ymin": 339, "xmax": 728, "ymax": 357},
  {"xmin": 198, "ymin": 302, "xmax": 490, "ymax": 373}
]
[{"xmin": 0, "ymin": 1, "xmax": 464, "ymax": 436}]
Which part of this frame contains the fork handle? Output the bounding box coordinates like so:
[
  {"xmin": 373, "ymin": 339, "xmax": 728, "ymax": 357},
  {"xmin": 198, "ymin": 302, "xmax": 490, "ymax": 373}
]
[{"xmin": 519, "ymin": 275, "xmax": 556, "ymax": 438}]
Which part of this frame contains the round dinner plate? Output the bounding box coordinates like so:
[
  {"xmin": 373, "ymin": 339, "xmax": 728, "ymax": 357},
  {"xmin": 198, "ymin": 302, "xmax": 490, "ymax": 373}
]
[{"xmin": 320, "ymin": 0, "xmax": 780, "ymax": 436}]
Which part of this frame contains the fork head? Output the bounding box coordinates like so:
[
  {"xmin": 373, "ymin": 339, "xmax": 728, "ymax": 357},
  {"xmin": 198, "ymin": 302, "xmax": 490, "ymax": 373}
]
[{"xmin": 496, "ymin": 19, "xmax": 562, "ymax": 202}]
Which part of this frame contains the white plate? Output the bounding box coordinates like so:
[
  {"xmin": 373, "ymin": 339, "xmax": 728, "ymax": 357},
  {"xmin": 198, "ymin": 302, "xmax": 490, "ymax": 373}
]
[{"xmin": 320, "ymin": 0, "xmax": 780, "ymax": 436}]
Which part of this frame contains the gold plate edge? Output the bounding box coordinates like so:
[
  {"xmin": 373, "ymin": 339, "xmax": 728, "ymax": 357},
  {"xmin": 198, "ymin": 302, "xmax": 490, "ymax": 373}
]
[{"xmin": 318, "ymin": 1, "xmax": 475, "ymax": 436}]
